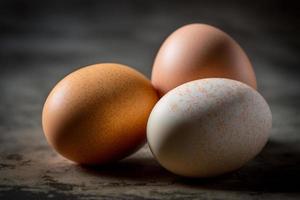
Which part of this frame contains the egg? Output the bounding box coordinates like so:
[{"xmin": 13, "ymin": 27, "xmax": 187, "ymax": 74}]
[
  {"xmin": 147, "ymin": 78, "xmax": 272, "ymax": 177},
  {"xmin": 151, "ymin": 23, "xmax": 257, "ymax": 96},
  {"xmin": 42, "ymin": 63, "xmax": 158, "ymax": 165}
]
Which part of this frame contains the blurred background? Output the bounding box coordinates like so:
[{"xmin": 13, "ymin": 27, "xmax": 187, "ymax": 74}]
[{"xmin": 0, "ymin": 0, "xmax": 300, "ymax": 199}]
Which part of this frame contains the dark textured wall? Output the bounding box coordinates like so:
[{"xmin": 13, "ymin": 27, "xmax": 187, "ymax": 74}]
[{"xmin": 0, "ymin": 0, "xmax": 300, "ymax": 199}]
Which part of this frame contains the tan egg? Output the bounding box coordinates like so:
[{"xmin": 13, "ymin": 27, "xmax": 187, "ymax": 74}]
[
  {"xmin": 152, "ymin": 23, "xmax": 257, "ymax": 96},
  {"xmin": 42, "ymin": 63, "xmax": 158, "ymax": 165}
]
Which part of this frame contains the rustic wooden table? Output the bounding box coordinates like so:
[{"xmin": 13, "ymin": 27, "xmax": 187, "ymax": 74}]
[{"xmin": 1, "ymin": 0, "xmax": 299, "ymax": 199}]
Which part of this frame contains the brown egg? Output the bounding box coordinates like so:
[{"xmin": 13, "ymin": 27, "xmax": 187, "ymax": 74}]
[
  {"xmin": 42, "ymin": 63, "xmax": 158, "ymax": 165},
  {"xmin": 151, "ymin": 23, "xmax": 257, "ymax": 96}
]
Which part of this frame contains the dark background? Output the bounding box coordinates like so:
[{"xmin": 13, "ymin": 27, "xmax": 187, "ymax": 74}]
[{"xmin": 0, "ymin": 0, "xmax": 300, "ymax": 199}]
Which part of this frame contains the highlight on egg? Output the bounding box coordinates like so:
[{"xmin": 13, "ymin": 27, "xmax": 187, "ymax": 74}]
[
  {"xmin": 151, "ymin": 23, "xmax": 257, "ymax": 96},
  {"xmin": 147, "ymin": 78, "xmax": 272, "ymax": 177},
  {"xmin": 42, "ymin": 63, "xmax": 158, "ymax": 165}
]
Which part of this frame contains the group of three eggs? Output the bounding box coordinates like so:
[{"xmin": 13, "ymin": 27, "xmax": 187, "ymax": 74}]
[{"xmin": 42, "ymin": 24, "xmax": 272, "ymax": 178}]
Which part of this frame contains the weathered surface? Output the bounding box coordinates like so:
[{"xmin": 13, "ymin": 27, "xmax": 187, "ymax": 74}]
[{"xmin": 0, "ymin": 0, "xmax": 299, "ymax": 199}]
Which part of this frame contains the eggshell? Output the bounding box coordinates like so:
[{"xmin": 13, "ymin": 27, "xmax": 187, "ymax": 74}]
[
  {"xmin": 147, "ymin": 78, "xmax": 272, "ymax": 177},
  {"xmin": 151, "ymin": 24, "xmax": 257, "ymax": 96},
  {"xmin": 42, "ymin": 63, "xmax": 158, "ymax": 165}
]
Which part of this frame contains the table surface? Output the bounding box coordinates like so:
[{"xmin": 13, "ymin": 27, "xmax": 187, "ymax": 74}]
[{"xmin": 1, "ymin": 0, "xmax": 300, "ymax": 199}]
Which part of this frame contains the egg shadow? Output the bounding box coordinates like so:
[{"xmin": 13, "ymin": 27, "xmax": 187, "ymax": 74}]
[
  {"xmin": 77, "ymin": 153, "xmax": 177, "ymax": 183},
  {"xmin": 176, "ymin": 139, "xmax": 300, "ymax": 193},
  {"xmin": 77, "ymin": 139, "xmax": 300, "ymax": 193}
]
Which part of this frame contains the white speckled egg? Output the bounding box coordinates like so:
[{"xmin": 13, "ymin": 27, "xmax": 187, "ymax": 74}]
[{"xmin": 147, "ymin": 78, "xmax": 272, "ymax": 177}]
